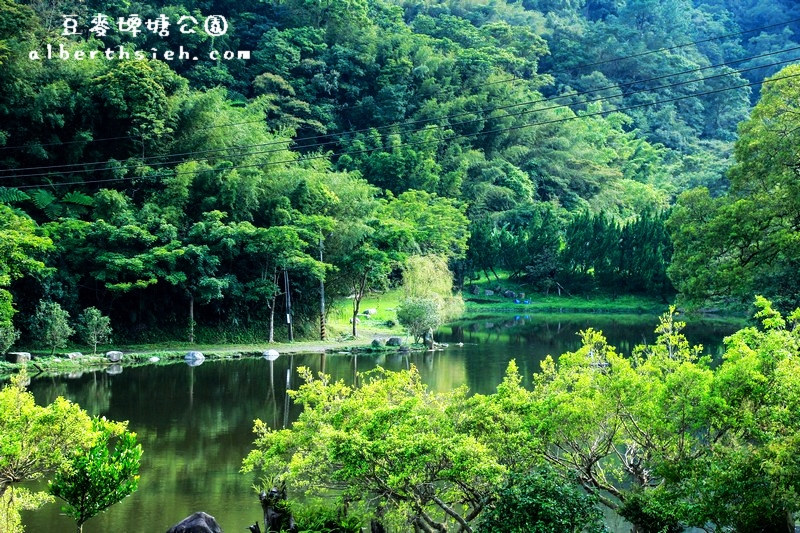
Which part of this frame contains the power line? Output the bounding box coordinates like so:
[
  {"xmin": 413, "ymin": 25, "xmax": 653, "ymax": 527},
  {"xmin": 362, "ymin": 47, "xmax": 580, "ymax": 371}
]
[
  {"xmin": 546, "ymin": 16, "xmax": 800, "ymax": 74},
  {"xmin": 13, "ymin": 70, "xmax": 800, "ymax": 191},
  {"xmin": 2, "ymin": 16, "xmax": 798, "ymax": 153},
  {"xmin": 4, "ymin": 52, "xmax": 797, "ymax": 180}
]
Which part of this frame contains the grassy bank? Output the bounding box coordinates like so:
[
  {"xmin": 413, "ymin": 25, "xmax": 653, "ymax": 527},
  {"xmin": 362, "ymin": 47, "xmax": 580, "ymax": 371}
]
[{"xmin": 2, "ymin": 281, "xmax": 694, "ymax": 378}]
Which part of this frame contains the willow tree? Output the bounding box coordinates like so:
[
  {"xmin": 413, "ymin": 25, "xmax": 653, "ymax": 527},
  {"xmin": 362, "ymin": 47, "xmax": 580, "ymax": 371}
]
[{"xmin": 397, "ymin": 255, "xmax": 464, "ymax": 343}]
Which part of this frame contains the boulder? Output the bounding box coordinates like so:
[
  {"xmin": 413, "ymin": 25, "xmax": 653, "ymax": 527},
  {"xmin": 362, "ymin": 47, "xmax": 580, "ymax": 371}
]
[
  {"xmin": 185, "ymin": 351, "xmax": 205, "ymax": 364},
  {"xmin": 262, "ymin": 349, "xmax": 280, "ymax": 361},
  {"xmin": 386, "ymin": 337, "xmax": 402, "ymax": 347},
  {"xmin": 106, "ymin": 350, "xmax": 123, "ymax": 363},
  {"xmin": 6, "ymin": 352, "xmax": 31, "ymax": 364},
  {"xmin": 106, "ymin": 364, "xmax": 123, "ymax": 375},
  {"xmin": 371, "ymin": 339, "xmax": 384, "ymax": 348},
  {"xmin": 65, "ymin": 351, "xmax": 83, "ymax": 359},
  {"xmin": 364, "ymin": 308, "xmax": 378, "ymax": 316},
  {"xmin": 503, "ymin": 290, "xmax": 516, "ymax": 299},
  {"xmin": 166, "ymin": 512, "xmax": 222, "ymax": 533},
  {"xmin": 148, "ymin": 356, "xmax": 160, "ymax": 363},
  {"xmin": 518, "ymin": 292, "xmax": 525, "ymax": 299},
  {"xmin": 483, "ymin": 290, "xmax": 494, "ymax": 296}
]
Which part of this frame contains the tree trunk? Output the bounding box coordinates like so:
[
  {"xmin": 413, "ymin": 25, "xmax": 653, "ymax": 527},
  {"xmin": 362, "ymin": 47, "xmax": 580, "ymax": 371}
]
[
  {"xmin": 284, "ymin": 269, "xmax": 293, "ymax": 342},
  {"xmin": 319, "ymin": 233, "xmax": 326, "ymax": 341},
  {"xmin": 188, "ymin": 293, "xmax": 194, "ymax": 344},
  {"xmin": 268, "ymin": 298, "xmax": 275, "ymax": 343}
]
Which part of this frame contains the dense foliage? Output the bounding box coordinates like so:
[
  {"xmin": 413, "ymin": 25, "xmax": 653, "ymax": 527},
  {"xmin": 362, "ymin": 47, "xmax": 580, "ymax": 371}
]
[
  {"xmin": 1, "ymin": 0, "xmax": 798, "ymax": 344},
  {"xmin": 49, "ymin": 417, "xmax": 142, "ymax": 533},
  {"xmin": 244, "ymin": 300, "xmax": 800, "ymax": 531},
  {"xmin": 0, "ymin": 371, "xmax": 139, "ymax": 533}
]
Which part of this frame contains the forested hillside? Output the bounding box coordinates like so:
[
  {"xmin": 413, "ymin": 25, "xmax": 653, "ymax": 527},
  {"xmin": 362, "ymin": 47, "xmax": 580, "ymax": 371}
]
[{"xmin": 1, "ymin": 0, "xmax": 799, "ymax": 347}]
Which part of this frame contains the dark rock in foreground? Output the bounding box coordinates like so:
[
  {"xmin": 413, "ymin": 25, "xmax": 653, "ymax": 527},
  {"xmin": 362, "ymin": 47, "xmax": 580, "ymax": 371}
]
[
  {"xmin": 386, "ymin": 337, "xmax": 402, "ymax": 346},
  {"xmin": 166, "ymin": 511, "xmax": 222, "ymax": 533}
]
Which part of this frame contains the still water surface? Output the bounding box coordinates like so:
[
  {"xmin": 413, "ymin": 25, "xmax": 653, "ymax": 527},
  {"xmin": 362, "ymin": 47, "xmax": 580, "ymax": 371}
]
[{"xmin": 22, "ymin": 313, "xmax": 742, "ymax": 532}]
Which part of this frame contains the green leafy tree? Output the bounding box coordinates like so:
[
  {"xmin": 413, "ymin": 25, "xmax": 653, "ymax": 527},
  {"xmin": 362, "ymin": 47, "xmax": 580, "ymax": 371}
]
[
  {"xmin": 0, "ymin": 371, "xmax": 95, "ymax": 532},
  {"xmin": 30, "ymin": 300, "xmax": 75, "ymax": 355},
  {"xmin": 397, "ymin": 255, "xmax": 464, "ymax": 343},
  {"xmin": 396, "ymin": 297, "xmax": 441, "ymax": 344},
  {"xmin": 668, "ymin": 65, "xmax": 800, "ymax": 311},
  {"xmin": 78, "ymin": 307, "xmax": 112, "ymax": 355},
  {"xmin": 0, "ymin": 205, "xmax": 52, "ymax": 352},
  {"xmin": 50, "ymin": 417, "xmax": 142, "ymax": 533},
  {"xmin": 476, "ymin": 469, "xmax": 606, "ymax": 533},
  {"xmin": 530, "ymin": 301, "xmax": 800, "ymax": 531},
  {"xmin": 243, "ymin": 366, "xmax": 506, "ymax": 531}
]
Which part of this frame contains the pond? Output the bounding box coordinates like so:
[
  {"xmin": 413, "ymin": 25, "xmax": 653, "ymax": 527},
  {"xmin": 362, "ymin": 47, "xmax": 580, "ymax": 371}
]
[{"xmin": 21, "ymin": 312, "xmax": 743, "ymax": 532}]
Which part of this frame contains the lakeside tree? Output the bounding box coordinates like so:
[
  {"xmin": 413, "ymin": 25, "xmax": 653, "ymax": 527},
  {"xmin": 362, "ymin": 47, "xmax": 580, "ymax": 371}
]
[
  {"xmin": 669, "ymin": 65, "xmax": 800, "ymax": 311},
  {"xmin": 0, "ymin": 371, "xmax": 95, "ymax": 532},
  {"xmin": 30, "ymin": 300, "xmax": 74, "ymax": 355},
  {"xmin": 0, "ymin": 205, "xmax": 52, "ymax": 353},
  {"xmin": 0, "ymin": 0, "xmax": 797, "ymax": 340},
  {"xmin": 530, "ymin": 300, "xmax": 800, "ymax": 531},
  {"xmin": 475, "ymin": 469, "xmax": 606, "ymax": 533},
  {"xmin": 50, "ymin": 417, "xmax": 142, "ymax": 533},
  {"xmin": 243, "ymin": 366, "xmax": 507, "ymax": 531},
  {"xmin": 77, "ymin": 307, "xmax": 112, "ymax": 355},
  {"xmin": 397, "ymin": 255, "xmax": 464, "ymax": 343}
]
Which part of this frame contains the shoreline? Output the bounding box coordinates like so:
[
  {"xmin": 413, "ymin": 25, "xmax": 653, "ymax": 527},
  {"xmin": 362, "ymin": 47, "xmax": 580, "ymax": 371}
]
[{"xmin": 2, "ymin": 298, "xmax": 747, "ymax": 379}]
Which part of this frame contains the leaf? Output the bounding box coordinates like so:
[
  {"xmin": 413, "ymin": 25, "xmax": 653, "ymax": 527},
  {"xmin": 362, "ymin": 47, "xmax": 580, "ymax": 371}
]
[
  {"xmin": 0, "ymin": 187, "xmax": 30, "ymax": 204},
  {"xmin": 29, "ymin": 189, "xmax": 55, "ymax": 210},
  {"xmin": 61, "ymin": 191, "xmax": 94, "ymax": 207}
]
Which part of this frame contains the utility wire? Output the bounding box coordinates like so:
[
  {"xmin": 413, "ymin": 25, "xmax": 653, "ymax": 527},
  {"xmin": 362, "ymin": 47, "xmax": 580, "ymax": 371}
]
[
  {"xmin": 2, "ymin": 16, "xmax": 798, "ymax": 152},
  {"xmin": 7, "ymin": 42, "xmax": 796, "ymax": 176},
  {"xmin": 12, "ymin": 70, "xmax": 800, "ymax": 190},
  {"xmin": 4, "ymin": 53, "xmax": 797, "ymax": 180}
]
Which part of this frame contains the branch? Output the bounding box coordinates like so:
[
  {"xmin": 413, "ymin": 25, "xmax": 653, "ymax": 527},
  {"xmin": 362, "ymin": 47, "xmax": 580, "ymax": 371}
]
[{"xmin": 432, "ymin": 494, "xmax": 473, "ymax": 533}]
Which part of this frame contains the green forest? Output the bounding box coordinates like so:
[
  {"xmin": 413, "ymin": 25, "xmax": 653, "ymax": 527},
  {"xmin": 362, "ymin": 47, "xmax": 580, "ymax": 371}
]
[
  {"xmin": 1, "ymin": 0, "xmax": 799, "ymax": 349},
  {"xmin": 2, "ymin": 0, "xmax": 800, "ymax": 531}
]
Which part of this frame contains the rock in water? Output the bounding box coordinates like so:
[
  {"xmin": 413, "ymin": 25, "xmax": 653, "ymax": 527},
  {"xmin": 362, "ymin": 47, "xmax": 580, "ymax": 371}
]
[
  {"xmin": 185, "ymin": 351, "xmax": 205, "ymax": 366},
  {"xmin": 106, "ymin": 350, "xmax": 123, "ymax": 362},
  {"xmin": 166, "ymin": 512, "xmax": 222, "ymax": 533},
  {"xmin": 262, "ymin": 349, "xmax": 280, "ymax": 361}
]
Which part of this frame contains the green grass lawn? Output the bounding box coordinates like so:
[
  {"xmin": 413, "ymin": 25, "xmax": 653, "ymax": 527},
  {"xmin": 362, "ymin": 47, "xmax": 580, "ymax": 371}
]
[{"xmin": 462, "ymin": 271, "xmax": 669, "ymax": 314}]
